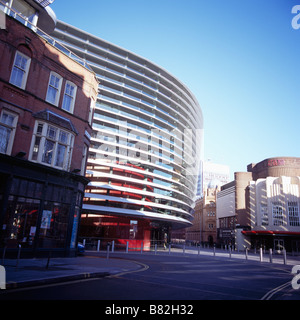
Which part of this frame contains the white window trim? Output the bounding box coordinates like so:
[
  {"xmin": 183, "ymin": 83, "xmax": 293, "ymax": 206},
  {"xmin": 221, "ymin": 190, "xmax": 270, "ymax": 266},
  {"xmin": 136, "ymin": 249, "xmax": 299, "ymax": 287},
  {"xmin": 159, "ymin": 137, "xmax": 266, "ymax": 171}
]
[
  {"xmin": 9, "ymin": 51, "xmax": 31, "ymax": 90},
  {"xmin": 260, "ymin": 204, "xmax": 269, "ymax": 226},
  {"xmin": 88, "ymin": 97, "xmax": 96, "ymax": 125},
  {"xmin": 0, "ymin": 109, "xmax": 18, "ymax": 155},
  {"xmin": 29, "ymin": 121, "xmax": 74, "ymax": 171},
  {"xmin": 272, "ymin": 204, "xmax": 285, "ymax": 226},
  {"xmin": 288, "ymin": 202, "xmax": 300, "ymax": 227},
  {"xmin": 80, "ymin": 144, "xmax": 88, "ymax": 175},
  {"xmin": 62, "ymin": 80, "xmax": 77, "ymax": 114},
  {"xmin": 46, "ymin": 71, "xmax": 63, "ymax": 106}
]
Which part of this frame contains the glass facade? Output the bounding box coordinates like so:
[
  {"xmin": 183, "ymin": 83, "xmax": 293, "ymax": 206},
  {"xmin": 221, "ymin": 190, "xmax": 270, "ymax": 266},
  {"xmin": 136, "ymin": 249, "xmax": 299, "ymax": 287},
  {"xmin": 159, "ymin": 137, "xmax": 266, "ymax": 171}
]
[{"xmin": 51, "ymin": 20, "xmax": 203, "ymax": 239}]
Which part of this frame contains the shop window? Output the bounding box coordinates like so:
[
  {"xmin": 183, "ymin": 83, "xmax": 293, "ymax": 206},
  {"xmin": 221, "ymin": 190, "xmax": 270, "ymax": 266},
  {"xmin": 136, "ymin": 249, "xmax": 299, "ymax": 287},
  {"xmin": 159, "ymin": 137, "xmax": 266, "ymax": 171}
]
[
  {"xmin": 9, "ymin": 51, "xmax": 31, "ymax": 89},
  {"xmin": 1, "ymin": 196, "xmax": 40, "ymax": 248},
  {"xmin": 29, "ymin": 121, "xmax": 74, "ymax": 170},
  {"xmin": 38, "ymin": 202, "xmax": 70, "ymax": 249},
  {"xmin": 0, "ymin": 110, "xmax": 18, "ymax": 155}
]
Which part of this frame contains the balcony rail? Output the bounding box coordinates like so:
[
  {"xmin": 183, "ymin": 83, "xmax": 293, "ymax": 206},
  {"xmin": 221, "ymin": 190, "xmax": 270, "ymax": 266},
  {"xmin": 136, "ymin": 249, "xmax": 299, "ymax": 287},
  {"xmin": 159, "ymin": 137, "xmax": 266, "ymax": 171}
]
[
  {"xmin": 33, "ymin": 0, "xmax": 55, "ymax": 8},
  {"xmin": 0, "ymin": 0, "xmax": 93, "ymax": 72}
]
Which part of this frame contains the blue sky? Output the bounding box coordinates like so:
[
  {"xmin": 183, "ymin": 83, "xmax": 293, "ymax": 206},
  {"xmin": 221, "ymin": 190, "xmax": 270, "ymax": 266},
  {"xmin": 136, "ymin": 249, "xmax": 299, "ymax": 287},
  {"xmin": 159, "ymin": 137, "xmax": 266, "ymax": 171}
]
[{"xmin": 51, "ymin": 0, "xmax": 300, "ymax": 179}]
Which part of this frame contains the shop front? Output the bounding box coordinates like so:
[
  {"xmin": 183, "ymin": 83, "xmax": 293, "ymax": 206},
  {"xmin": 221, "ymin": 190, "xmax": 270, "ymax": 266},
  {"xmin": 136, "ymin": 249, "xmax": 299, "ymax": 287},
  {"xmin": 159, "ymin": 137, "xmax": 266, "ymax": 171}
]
[
  {"xmin": 241, "ymin": 230, "xmax": 300, "ymax": 253},
  {"xmin": 0, "ymin": 154, "xmax": 88, "ymax": 257}
]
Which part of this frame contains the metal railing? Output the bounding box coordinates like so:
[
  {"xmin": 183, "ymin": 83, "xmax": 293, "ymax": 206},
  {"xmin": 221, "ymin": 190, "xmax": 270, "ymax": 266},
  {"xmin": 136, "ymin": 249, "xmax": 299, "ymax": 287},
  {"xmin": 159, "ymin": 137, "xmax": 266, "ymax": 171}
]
[
  {"xmin": 79, "ymin": 237, "xmax": 300, "ymax": 265},
  {"xmin": 0, "ymin": 0, "xmax": 93, "ymax": 72}
]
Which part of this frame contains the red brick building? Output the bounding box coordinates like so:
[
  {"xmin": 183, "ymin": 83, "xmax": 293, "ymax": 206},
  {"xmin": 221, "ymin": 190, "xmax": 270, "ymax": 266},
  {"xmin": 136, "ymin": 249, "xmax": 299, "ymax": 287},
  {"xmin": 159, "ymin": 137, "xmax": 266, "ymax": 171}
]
[{"xmin": 0, "ymin": 0, "xmax": 98, "ymax": 256}]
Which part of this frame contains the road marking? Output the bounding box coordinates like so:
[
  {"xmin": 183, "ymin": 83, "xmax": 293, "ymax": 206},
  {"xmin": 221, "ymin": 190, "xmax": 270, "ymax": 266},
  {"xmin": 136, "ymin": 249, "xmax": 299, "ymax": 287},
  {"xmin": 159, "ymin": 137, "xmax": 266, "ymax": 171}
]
[
  {"xmin": 261, "ymin": 281, "xmax": 291, "ymax": 300},
  {"xmin": 115, "ymin": 274, "xmax": 249, "ymax": 299},
  {"xmin": 108, "ymin": 261, "xmax": 149, "ymax": 278}
]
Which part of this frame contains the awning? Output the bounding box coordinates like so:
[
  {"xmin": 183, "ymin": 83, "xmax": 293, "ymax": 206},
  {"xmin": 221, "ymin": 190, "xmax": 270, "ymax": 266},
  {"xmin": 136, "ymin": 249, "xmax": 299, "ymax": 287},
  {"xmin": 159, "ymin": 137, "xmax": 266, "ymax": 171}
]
[{"xmin": 242, "ymin": 230, "xmax": 300, "ymax": 236}]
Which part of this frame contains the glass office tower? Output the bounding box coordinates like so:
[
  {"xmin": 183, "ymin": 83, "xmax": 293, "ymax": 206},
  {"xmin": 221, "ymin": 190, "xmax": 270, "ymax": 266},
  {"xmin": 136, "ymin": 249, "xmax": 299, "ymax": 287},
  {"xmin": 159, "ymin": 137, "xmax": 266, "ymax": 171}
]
[{"xmin": 51, "ymin": 21, "xmax": 203, "ymax": 248}]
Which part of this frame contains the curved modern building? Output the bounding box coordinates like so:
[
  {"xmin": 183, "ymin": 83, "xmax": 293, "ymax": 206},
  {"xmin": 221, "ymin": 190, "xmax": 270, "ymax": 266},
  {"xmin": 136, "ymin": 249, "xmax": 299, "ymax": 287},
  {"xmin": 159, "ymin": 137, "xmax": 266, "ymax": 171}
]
[{"xmin": 51, "ymin": 21, "xmax": 203, "ymax": 248}]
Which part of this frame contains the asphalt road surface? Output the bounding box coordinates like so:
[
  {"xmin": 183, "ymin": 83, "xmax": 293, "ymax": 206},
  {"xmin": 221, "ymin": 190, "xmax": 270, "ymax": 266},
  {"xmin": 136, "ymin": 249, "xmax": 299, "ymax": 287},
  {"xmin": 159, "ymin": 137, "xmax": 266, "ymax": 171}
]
[{"xmin": 1, "ymin": 252, "xmax": 299, "ymax": 302}]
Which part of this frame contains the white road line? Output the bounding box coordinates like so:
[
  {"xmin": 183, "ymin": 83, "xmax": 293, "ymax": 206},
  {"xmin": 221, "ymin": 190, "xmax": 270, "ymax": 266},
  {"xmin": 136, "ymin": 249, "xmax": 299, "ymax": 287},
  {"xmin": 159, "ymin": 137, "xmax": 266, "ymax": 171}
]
[{"xmin": 261, "ymin": 281, "xmax": 291, "ymax": 300}]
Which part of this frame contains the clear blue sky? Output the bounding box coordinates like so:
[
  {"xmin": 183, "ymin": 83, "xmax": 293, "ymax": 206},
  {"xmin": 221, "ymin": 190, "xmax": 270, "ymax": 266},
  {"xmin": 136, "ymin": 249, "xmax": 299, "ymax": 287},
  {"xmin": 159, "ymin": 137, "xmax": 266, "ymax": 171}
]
[{"xmin": 51, "ymin": 0, "xmax": 300, "ymax": 179}]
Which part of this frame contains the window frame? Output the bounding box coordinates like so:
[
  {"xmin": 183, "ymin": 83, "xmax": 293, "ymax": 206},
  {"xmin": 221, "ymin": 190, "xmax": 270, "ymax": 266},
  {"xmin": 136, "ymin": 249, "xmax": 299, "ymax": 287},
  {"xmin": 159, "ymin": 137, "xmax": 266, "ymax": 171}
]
[
  {"xmin": 80, "ymin": 144, "xmax": 88, "ymax": 175},
  {"xmin": 62, "ymin": 80, "xmax": 77, "ymax": 114},
  {"xmin": 0, "ymin": 109, "xmax": 18, "ymax": 155},
  {"xmin": 46, "ymin": 72, "xmax": 63, "ymax": 106},
  {"xmin": 260, "ymin": 204, "xmax": 269, "ymax": 226},
  {"xmin": 9, "ymin": 50, "xmax": 31, "ymax": 90},
  {"xmin": 288, "ymin": 202, "xmax": 300, "ymax": 227},
  {"xmin": 88, "ymin": 97, "xmax": 96, "ymax": 125},
  {"xmin": 272, "ymin": 203, "xmax": 285, "ymax": 226},
  {"xmin": 29, "ymin": 121, "xmax": 74, "ymax": 171}
]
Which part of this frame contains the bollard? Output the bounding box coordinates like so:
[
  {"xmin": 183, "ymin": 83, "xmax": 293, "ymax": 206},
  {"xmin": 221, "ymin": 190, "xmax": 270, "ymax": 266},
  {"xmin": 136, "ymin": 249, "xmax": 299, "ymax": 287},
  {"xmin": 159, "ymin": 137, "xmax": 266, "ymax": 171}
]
[
  {"xmin": 229, "ymin": 247, "xmax": 232, "ymax": 258},
  {"xmin": 83, "ymin": 239, "xmax": 86, "ymax": 247},
  {"xmin": 213, "ymin": 245, "xmax": 216, "ymax": 257},
  {"xmin": 106, "ymin": 244, "xmax": 110, "ymax": 259},
  {"xmin": 198, "ymin": 245, "xmax": 200, "ymax": 256},
  {"xmin": 16, "ymin": 245, "xmax": 21, "ymax": 268},
  {"xmin": 97, "ymin": 240, "xmax": 101, "ymax": 252},
  {"xmin": 126, "ymin": 241, "xmax": 129, "ymax": 253},
  {"xmin": 2, "ymin": 246, "xmax": 7, "ymax": 265},
  {"xmin": 283, "ymin": 249, "xmax": 287, "ymax": 265},
  {"xmin": 46, "ymin": 251, "xmax": 52, "ymax": 269},
  {"xmin": 269, "ymin": 248, "xmax": 273, "ymax": 263},
  {"xmin": 140, "ymin": 241, "xmax": 143, "ymax": 254},
  {"xmin": 111, "ymin": 240, "xmax": 115, "ymax": 253},
  {"xmin": 260, "ymin": 247, "xmax": 263, "ymax": 262},
  {"xmin": 168, "ymin": 244, "xmax": 171, "ymax": 255},
  {"xmin": 183, "ymin": 244, "xmax": 186, "ymax": 255},
  {"xmin": 154, "ymin": 243, "xmax": 157, "ymax": 255}
]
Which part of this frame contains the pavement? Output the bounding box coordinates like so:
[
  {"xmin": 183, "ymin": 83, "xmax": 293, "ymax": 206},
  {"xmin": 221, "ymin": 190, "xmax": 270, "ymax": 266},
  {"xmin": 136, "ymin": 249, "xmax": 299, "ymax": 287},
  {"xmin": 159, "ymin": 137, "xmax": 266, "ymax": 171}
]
[{"xmin": 1, "ymin": 252, "xmax": 144, "ymax": 290}]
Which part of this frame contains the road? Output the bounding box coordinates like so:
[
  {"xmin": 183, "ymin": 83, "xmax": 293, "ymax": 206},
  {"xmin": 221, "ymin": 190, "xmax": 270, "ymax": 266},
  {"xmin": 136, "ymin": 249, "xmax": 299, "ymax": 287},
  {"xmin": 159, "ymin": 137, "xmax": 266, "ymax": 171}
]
[{"xmin": 0, "ymin": 252, "xmax": 299, "ymax": 301}]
